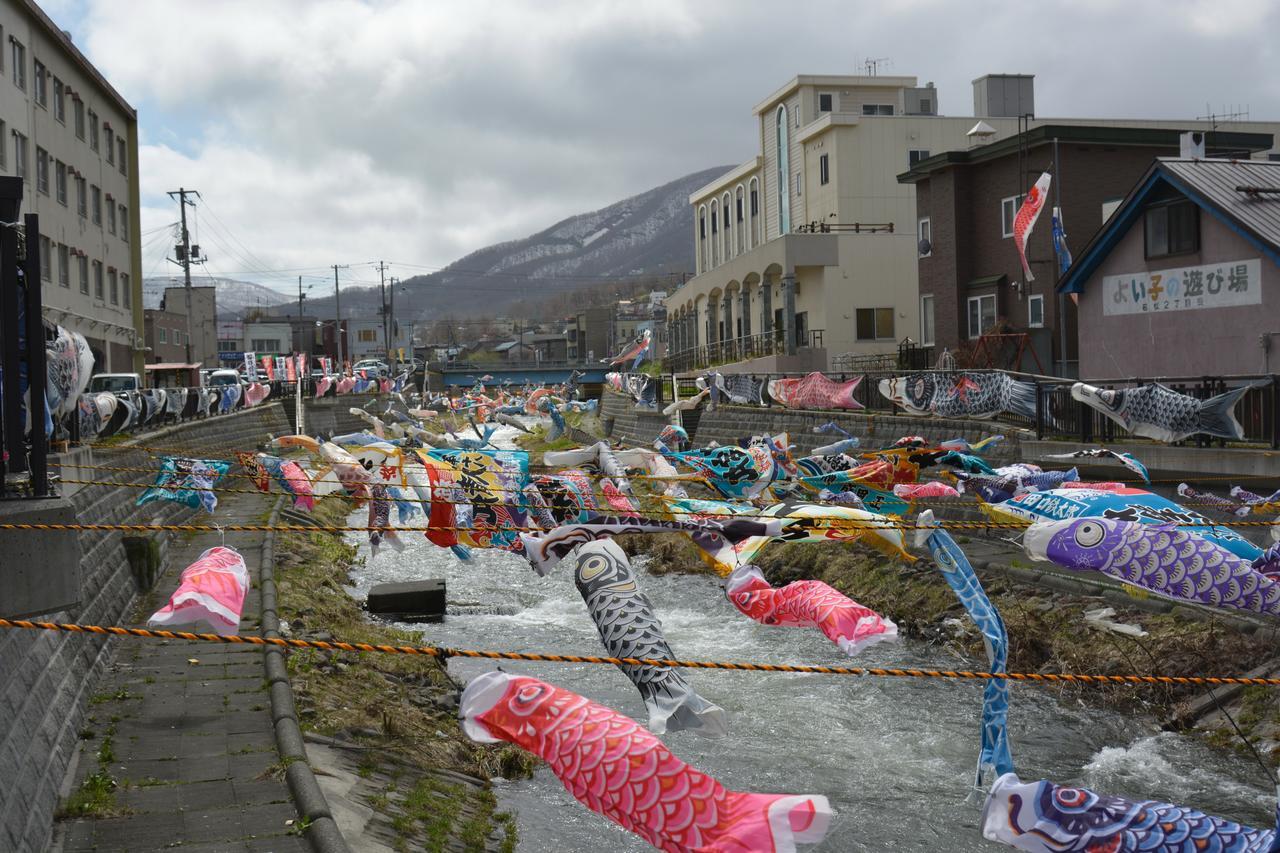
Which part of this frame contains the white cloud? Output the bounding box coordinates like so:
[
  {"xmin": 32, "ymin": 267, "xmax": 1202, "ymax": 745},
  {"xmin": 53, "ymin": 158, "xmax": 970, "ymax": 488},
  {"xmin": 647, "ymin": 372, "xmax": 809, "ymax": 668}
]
[{"xmin": 61, "ymin": 0, "xmax": 1280, "ymax": 286}]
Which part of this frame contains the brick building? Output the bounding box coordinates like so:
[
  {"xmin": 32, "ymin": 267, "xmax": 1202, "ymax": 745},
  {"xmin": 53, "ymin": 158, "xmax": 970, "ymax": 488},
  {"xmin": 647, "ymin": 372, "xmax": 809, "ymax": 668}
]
[{"xmin": 898, "ymin": 126, "xmax": 1273, "ymax": 375}]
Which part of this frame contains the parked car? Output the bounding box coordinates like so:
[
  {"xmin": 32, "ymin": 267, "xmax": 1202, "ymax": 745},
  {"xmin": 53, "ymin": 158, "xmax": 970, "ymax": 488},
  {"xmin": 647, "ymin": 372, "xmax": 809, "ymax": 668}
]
[
  {"xmin": 206, "ymin": 369, "xmax": 245, "ymax": 388},
  {"xmin": 88, "ymin": 373, "xmax": 142, "ymax": 393},
  {"xmin": 352, "ymin": 359, "xmax": 389, "ymax": 378}
]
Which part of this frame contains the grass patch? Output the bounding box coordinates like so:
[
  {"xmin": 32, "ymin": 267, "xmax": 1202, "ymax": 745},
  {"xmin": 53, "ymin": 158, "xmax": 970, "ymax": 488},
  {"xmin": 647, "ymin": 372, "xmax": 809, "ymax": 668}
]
[
  {"xmin": 371, "ymin": 774, "xmax": 517, "ymax": 853},
  {"xmin": 57, "ymin": 719, "xmax": 128, "ymax": 819}
]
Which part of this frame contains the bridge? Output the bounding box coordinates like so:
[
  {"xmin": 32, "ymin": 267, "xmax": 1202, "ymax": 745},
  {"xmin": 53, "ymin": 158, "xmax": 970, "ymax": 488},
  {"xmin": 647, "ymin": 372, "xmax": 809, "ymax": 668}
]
[{"xmin": 437, "ymin": 360, "xmax": 611, "ymax": 388}]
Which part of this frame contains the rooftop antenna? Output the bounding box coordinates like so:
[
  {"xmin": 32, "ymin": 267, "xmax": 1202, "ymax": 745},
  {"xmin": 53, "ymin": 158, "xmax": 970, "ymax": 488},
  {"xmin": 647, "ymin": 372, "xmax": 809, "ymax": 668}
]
[
  {"xmin": 863, "ymin": 56, "xmax": 892, "ymax": 76},
  {"xmin": 1196, "ymin": 103, "xmax": 1249, "ymax": 131}
]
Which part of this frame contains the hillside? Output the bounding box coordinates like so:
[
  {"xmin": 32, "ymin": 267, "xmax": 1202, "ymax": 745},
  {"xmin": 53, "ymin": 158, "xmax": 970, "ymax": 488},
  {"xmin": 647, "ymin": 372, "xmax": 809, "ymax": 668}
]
[
  {"xmin": 292, "ymin": 165, "xmax": 730, "ymax": 321},
  {"xmin": 143, "ymin": 275, "xmax": 291, "ymax": 317}
]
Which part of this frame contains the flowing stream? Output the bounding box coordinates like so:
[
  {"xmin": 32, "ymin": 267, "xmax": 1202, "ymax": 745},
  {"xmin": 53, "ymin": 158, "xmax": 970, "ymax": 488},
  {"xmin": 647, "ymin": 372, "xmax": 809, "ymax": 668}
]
[{"xmin": 342, "ymin": 425, "xmax": 1275, "ymax": 851}]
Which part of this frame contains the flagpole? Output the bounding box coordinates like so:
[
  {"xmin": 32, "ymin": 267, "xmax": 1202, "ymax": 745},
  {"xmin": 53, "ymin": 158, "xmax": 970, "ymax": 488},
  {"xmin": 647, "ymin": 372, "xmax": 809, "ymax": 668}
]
[{"xmin": 1054, "ymin": 136, "xmax": 1064, "ymax": 376}]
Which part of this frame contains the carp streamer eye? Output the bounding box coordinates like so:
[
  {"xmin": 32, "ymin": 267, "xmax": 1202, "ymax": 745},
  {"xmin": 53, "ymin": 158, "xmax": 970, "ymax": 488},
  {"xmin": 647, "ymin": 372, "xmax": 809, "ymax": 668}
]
[
  {"xmin": 1073, "ymin": 521, "xmax": 1105, "ymax": 548},
  {"xmin": 511, "ymin": 683, "xmax": 550, "ymax": 715},
  {"xmin": 578, "ymin": 555, "xmax": 608, "ymax": 581}
]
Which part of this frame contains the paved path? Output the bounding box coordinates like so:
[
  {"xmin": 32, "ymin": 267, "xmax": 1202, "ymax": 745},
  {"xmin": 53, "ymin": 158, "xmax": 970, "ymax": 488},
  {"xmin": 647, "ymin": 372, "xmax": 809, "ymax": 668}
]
[{"xmin": 54, "ymin": 491, "xmax": 308, "ymax": 852}]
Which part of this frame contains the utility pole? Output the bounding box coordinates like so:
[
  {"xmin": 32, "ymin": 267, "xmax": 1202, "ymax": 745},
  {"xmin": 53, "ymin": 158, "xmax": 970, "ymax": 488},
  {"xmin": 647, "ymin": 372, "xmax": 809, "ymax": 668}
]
[
  {"xmin": 332, "ymin": 264, "xmax": 348, "ymax": 368},
  {"xmin": 389, "ymin": 277, "xmax": 398, "ymax": 365},
  {"xmin": 166, "ymin": 187, "xmax": 202, "ymax": 365},
  {"xmin": 297, "ymin": 275, "xmax": 305, "ymax": 318},
  {"xmin": 375, "ymin": 260, "xmax": 389, "ymax": 360}
]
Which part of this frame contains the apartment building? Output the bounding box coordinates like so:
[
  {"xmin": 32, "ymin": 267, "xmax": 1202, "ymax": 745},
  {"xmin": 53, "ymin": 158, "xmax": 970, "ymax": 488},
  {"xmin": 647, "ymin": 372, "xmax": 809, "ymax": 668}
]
[
  {"xmin": 666, "ymin": 72, "xmax": 1280, "ymax": 373},
  {"xmin": 0, "ymin": 0, "xmax": 141, "ymax": 372},
  {"xmin": 899, "ymin": 126, "xmax": 1274, "ymax": 375}
]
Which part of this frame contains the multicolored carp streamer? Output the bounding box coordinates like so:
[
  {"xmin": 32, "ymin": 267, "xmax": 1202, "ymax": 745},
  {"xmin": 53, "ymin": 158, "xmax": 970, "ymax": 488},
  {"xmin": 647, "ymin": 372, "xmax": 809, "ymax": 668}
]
[
  {"xmin": 1072, "ymin": 380, "xmax": 1264, "ymax": 443},
  {"xmin": 767, "ymin": 372, "xmax": 864, "ymax": 410},
  {"xmin": 1178, "ymin": 482, "xmax": 1252, "ymax": 517},
  {"xmin": 573, "ymin": 541, "xmax": 727, "ymax": 737},
  {"xmin": 45, "ymin": 324, "xmax": 93, "ymax": 422},
  {"xmin": 663, "ymin": 443, "xmax": 777, "ymax": 501},
  {"xmin": 879, "ymin": 372, "xmax": 1039, "ymax": 419},
  {"xmin": 655, "ymin": 424, "xmax": 691, "ymax": 452},
  {"xmin": 314, "ymin": 376, "xmax": 333, "ymax": 397},
  {"xmin": 260, "ymin": 455, "xmax": 316, "ymax": 511},
  {"xmin": 989, "ymin": 485, "xmax": 1262, "ymax": 561},
  {"xmin": 939, "ymin": 435, "xmax": 1004, "ymax": 455},
  {"xmin": 1045, "ymin": 447, "xmax": 1150, "ymax": 483},
  {"xmin": 147, "ymin": 546, "xmax": 249, "ymax": 636},
  {"xmin": 981, "ymin": 773, "xmax": 1278, "ymax": 852},
  {"xmin": 531, "ymin": 470, "xmax": 598, "ymax": 525},
  {"xmin": 519, "ymin": 513, "xmax": 782, "ymax": 577},
  {"xmin": 461, "ymin": 672, "xmax": 831, "ymax": 853},
  {"xmin": 1024, "ymin": 517, "xmax": 1280, "ymax": 618},
  {"xmin": 724, "ymin": 565, "xmax": 896, "ymax": 656},
  {"xmin": 366, "ymin": 484, "xmax": 404, "ymax": 557},
  {"xmin": 419, "ymin": 448, "xmax": 530, "ymax": 552},
  {"xmin": 936, "ymin": 450, "xmax": 996, "ymax": 475},
  {"xmin": 1232, "ymin": 486, "xmax": 1280, "ymax": 514},
  {"xmin": 915, "ymin": 511, "xmax": 1012, "ymax": 785},
  {"xmin": 136, "ymin": 457, "xmax": 231, "ymax": 513}
]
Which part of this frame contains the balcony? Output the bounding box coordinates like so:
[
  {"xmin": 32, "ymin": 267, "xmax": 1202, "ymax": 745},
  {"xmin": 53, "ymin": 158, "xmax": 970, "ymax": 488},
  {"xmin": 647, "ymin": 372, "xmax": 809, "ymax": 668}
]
[{"xmin": 664, "ymin": 329, "xmax": 824, "ymax": 374}]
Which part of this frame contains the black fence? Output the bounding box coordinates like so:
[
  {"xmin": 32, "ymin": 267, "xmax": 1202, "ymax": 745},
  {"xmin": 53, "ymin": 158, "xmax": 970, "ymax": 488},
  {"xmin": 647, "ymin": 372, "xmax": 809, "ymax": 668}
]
[
  {"xmin": 643, "ymin": 367, "xmax": 1280, "ymax": 448},
  {"xmin": 664, "ymin": 329, "xmax": 825, "ymax": 374},
  {"xmin": 0, "ymin": 177, "xmax": 47, "ymax": 497}
]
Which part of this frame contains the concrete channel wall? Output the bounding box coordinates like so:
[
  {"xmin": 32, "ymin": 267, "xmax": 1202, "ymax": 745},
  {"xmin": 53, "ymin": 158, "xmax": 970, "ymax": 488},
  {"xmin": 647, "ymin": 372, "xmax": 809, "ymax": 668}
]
[{"xmin": 0, "ymin": 403, "xmax": 292, "ymax": 853}]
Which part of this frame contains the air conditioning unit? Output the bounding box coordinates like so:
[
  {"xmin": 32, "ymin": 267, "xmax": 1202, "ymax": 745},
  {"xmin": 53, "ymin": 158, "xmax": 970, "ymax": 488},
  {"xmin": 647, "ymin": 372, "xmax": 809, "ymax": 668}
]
[{"xmin": 1180, "ymin": 131, "xmax": 1206, "ymax": 159}]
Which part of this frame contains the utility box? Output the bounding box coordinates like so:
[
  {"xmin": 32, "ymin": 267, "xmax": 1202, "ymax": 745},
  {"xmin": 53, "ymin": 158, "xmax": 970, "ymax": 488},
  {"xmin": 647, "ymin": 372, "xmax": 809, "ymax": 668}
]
[
  {"xmin": 973, "ymin": 74, "xmax": 1035, "ymax": 118},
  {"xmin": 0, "ymin": 498, "xmax": 82, "ymax": 617},
  {"xmin": 365, "ymin": 579, "xmax": 446, "ymax": 623}
]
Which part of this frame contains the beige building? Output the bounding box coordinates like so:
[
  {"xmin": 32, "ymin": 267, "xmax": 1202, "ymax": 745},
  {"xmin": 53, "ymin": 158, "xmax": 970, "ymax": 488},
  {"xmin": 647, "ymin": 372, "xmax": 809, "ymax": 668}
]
[
  {"xmin": 0, "ymin": 0, "xmax": 142, "ymax": 373},
  {"xmin": 666, "ymin": 72, "xmax": 1280, "ymax": 373}
]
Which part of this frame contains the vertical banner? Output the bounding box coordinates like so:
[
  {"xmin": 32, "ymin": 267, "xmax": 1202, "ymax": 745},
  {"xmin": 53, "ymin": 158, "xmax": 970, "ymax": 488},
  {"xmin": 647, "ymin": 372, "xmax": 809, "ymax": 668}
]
[
  {"xmin": 243, "ymin": 351, "xmax": 259, "ymax": 382},
  {"xmin": 344, "ymin": 359, "xmax": 351, "ymax": 376},
  {"xmin": 296, "ymin": 353, "xmax": 308, "ymax": 378},
  {"xmin": 285, "ymin": 355, "xmax": 297, "ymax": 383},
  {"xmin": 275, "ymin": 356, "xmax": 286, "ymax": 379},
  {"xmin": 261, "ymin": 355, "xmax": 275, "ymax": 381},
  {"xmin": 321, "ymin": 357, "xmax": 332, "ymax": 375}
]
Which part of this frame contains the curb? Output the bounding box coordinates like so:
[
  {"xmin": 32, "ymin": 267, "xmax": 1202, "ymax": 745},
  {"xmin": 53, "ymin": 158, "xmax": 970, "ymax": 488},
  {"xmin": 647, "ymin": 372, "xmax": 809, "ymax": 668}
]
[{"xmin": 259, "ymin": 496, "xmax": 354, "ymax": 853}]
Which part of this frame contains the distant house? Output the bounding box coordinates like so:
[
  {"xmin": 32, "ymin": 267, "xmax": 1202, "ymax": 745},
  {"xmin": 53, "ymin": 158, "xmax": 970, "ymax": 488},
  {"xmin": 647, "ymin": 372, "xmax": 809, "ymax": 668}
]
[
  {"xmin": 493, "ymin": 332, "xmax": 567, "ymax": 362},
  {"xmin": 1058, "ymin": 157, "xmax": 1280, "ymax": 378}
]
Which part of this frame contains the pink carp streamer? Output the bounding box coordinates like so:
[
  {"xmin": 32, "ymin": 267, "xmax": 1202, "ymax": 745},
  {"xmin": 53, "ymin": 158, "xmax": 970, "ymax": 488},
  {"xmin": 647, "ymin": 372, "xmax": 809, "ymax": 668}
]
[
  {"xmin": 147, "ymin": 546, "xmax": 249, "ymax": 636},
  {"xmin": 893, "ymin": 481, "xmax": 960, "ymax": 499},
  {"xmin": 244, "ymin": 382, "xmax": 271, "ymax": 407},
  {"xmin": 767, "ymin": 372, "xmax": 864, "ymax": 410},
  {"xmin": 724, "ymin": 565, "xmax": 897, "ymax": 656},
  {"xmin": 462, "ymin": 672, "xmax": 831, "ymax": 852}
]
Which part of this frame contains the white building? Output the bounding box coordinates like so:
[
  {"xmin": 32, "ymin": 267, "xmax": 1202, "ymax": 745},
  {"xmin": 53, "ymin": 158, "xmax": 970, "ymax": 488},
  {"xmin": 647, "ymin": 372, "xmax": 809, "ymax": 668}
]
[
  {"xmin": 0, "ymin": 0, "xmax": 141, "ymax": 372},
  {"xmin": 666, "ymin": 73, "xmax": 1280, "ymax": 372},
  {"xmin": 347, "ymin": 317, "xmax": 413, "ymax": 361}
]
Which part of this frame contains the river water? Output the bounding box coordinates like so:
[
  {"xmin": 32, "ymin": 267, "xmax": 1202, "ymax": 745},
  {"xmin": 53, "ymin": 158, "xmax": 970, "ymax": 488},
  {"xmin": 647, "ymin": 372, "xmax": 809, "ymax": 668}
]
[{"xmin": 341, "ymin": 427, "xmax": 1275, "ymax": 851}]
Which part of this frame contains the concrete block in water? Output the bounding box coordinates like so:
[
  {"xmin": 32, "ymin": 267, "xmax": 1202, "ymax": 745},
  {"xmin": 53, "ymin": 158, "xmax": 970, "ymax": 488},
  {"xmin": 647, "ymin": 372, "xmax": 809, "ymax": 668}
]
[{"xmin": 366, "ymin": 579, "xmax": 446, "ymax": 622}]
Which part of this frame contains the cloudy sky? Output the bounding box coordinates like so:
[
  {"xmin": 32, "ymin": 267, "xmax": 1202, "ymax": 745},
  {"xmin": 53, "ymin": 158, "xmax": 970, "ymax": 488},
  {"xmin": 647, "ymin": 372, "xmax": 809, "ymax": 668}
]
[{"xmin": 40, "ymin": 0, "xmax": 1280, "ymax": 295}]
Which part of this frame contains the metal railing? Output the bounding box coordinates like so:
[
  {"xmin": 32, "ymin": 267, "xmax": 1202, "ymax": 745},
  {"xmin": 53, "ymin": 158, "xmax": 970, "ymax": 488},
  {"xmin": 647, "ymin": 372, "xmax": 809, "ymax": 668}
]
[
  {"xmin": 663, "ymin": 329, "xmax": 825, "ymax": 374},
  {"xmin": 652, "ymin": 366, "xmax": 1280, "ymax": 449},
  {"xmin": 794, "ymin": 221, "xmax": 895, "ymax": 234}
]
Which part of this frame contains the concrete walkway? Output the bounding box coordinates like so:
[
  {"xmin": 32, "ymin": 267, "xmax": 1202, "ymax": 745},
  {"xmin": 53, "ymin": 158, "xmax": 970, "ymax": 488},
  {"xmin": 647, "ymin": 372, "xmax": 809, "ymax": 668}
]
[{"xmin": 53, "ymin": 490, "xmax": 308, "ymax": 852}]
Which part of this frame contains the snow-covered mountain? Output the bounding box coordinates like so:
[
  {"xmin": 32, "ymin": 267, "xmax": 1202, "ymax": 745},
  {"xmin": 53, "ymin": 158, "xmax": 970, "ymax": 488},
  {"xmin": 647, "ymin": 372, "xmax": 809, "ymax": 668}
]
[
  {"xmin": 295, "ymin": 165, "xmax": 730, "ymax": 320},
  {"xmin": 143, "ymin": 276, "xmax": 291, "ymax": 317}
]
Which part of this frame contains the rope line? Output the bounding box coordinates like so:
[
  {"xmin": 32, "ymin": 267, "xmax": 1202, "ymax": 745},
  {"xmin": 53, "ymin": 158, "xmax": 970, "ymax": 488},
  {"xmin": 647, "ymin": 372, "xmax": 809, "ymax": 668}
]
[{"xmin": 1, "ymin": 617, "xmax": 1276, "ymax": 687}]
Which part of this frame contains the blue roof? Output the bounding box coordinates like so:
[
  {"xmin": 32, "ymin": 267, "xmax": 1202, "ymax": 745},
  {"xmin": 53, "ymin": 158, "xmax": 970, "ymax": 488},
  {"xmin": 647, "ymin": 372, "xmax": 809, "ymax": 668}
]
[{"xmin": 1057, "ymin": 158, "xmax": 1280, "ymax": 294}]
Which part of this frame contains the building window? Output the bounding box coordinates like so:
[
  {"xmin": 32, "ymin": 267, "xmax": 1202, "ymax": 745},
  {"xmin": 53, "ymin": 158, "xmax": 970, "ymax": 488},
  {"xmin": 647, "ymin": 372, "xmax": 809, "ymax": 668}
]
[
  {"xmin": 908, "ymin": 149, "xmax": 931, "ymax": 167},
  {"xmin": 967, "ymin": 294, "xmax": 996, "ymax": 339},
  {"xmin": 122, "ymin": 273, "xmax": 129, "ymax": 308},
  {"xmin": 53, "ymin": 77, "xmax": 64, "ymax": 122},
  {"xmin": 920, "ymin": 295, "xmax": 935, "ymax": 346},
  {"xmin": 1028, "ymin": 294, "xmax": 1044, "ymax": 328},
  {"xmin": 252, "ymin": 338, "xmax": 280, "ymax": 351},
  {"xmin": 58, "ymin": 244, "xmax": 69, "ymax": 287},
  {"xmin": 818, "ymin": 92, "xmax": 833, "ymax": 112},
  {"xmin": 92, "ymin": 260, "xmax": 103, "ymax": 299},
  {"xmin": 918, "ymin": 217, "xmax": 931, "ymax": 256},
  {"xmin": 218, "ymin": 340, "xmax": 238, "ymax": 353},
  {"xmin": 105, "ymin": 128, "xmax": 114, "ymax": 164},
  {"xmin": 13, "ymin": 132, "xmax": 27, "ymax": 179},
  {"xmin": 39, "ymin": 235, "xmax": 50, "ymax": 280},
  {"xmin": 174, "ymin": 330, "xmax": 182, "ymax": 347},
  {"xmin": 776, "ymin": 105, "xmax": 790, "ymax": 235},
  {"xmin": 11, "ymin": 41, "xmax": 25, "ymax": 90},
  {"xmin": 117, "ymin": 137, "xmax": 126, "ymax": 174},
  {"xmin": 32, "ymin": 59, "xmax": 45, "ymax": 105},
  {"xmin": 35, "ymin": 147, "xmax": 48, "ymax": 194},
  {"xmin": 77, "ymin": 255, "xmax": 88, "ymax": 293},
  {"xmin": 108, "ymin": 270, "xmax": 118, "ymax": 304},
  {"xmin": 819, "ymin": 153, "xmax": 829, "ymax": 185},
  {"xmin": 107, "ymin": 201, "xmax": 116, "ymax": 235},
  {"xmin": 91, "ymin": 184, "xmax": 101, "ymax": 224},
  {"xmin": 1001, "ymin": 194, "xmax": 1025, "ymax": 238},
  {"xmin": 119, "ymin": 204, "xmax": 128, "ymax": 240},
  {"xmin": 85, "ymin": 108, "xmax": 95, "ymax": 146},
  {"xmin": 856, "ymin": 307, "xmax": 896, "ymax": 341},
  {"xmin": 158, "ymin": 326, "xmax": 167, "ymax": 344},
  {"xmin": 55, "ymin": 160, "xmax": 67, "ymax": 205},
  {"xmin": 861, "ymin": 104, "xmax": 894, "ymax": 116},
  {"xmin": 919, "ymin": 97, "xmax": 933, "ymax": 114},
  {"xmin": 1144, "ymin": 199, "xmax": 1199, "ymax": 259},
  {"xmin": 358, "ymin": 329, "xmax": 377, "ymax": 343}
]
